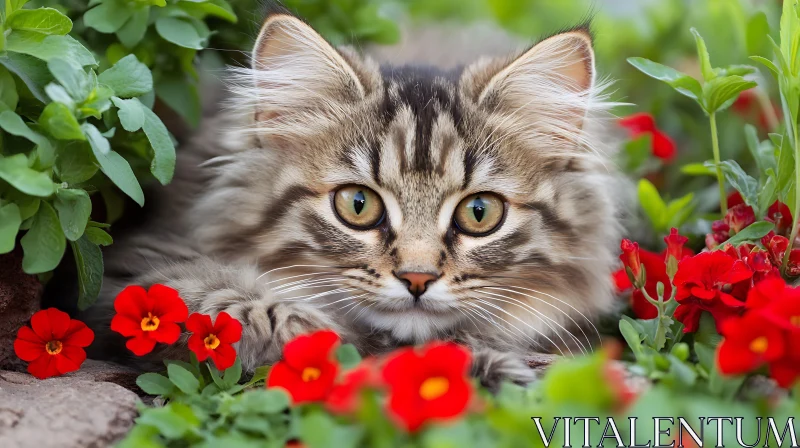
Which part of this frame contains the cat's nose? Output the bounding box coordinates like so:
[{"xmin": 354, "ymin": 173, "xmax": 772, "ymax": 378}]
[{"xmin": 395, "ymin": 271, "xmax": 439, "ymax": 299}]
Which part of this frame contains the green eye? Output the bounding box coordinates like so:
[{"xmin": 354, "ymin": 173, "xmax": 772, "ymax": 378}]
[
  {"xmin": 453, "ymin": 193, "xmax": 504, "ymax": 235},
  {"xmin": 333, "ymin": 185, "xmax": 385, "ymax": 228}
]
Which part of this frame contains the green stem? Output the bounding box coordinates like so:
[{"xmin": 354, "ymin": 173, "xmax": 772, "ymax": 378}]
[
  {"xmin": 640, "ymin": 286, "xmax": 668, "ymax": 350},
  {"xmin": 710, "ymin": 113, "xmax": 728, "ymax": 215},
  {"xmin": 781, "ymin": 123, "xmax": 800, "ymax": 274}
]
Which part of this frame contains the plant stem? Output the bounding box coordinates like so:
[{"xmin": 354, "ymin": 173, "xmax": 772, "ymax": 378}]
[
  {"xmin": 640, "ymin": 287, "xmax": 668, "ymax": 350},
  {"xmin": 710, "ymin": 113, "xmax": 728, "ymax": 215},
  {"xmin": 781, "ymin": 123, "xmax": 800, "ymax": 273}
]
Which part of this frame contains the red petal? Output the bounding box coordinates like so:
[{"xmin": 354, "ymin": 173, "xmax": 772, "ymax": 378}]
[
  {"xmin": 186, "ymin": 313, "xmax": 213, "ymax": 336},
  {"xmin": 149, "ymin": 322, "xmax": 181, "ymax": 344},
  {"xmin": 149, "ymin": 284, "xmax": 188, "ymax": 323},
  {"xmin": 126, "ymin": 335, "xmax": 157, "ymax": 356},
  {"xmin": 267, "ymin": 360, "xmax": 337, "ymax": 404},
  {"xmin": 27, "ymin": 354, "xmax": 60, "ymax": 379},
  {"xmin": 612, "ymin": 269, "xmax": 632, "ymax": 292},
  {"xmin": 717, "ymin": 339, "xmax": 760, "ymax": 375},
  {"xmin": 674, "ymin": 304, "xmax": 703, "ymax": 333},
  {"xmin": 651, "ymin": 131, "xmax": 676, "ymax": 161},
  {"xmin": 690, "ymin": 287, "xmax": 716, "ymax": 301},
  {"xmin": 214, "ymin": 312, "xmax": 243, "ymax": 343},
  {"xmin": 14, "ymin": 327, "xmax": 45, "ymax": 362},
  {"xmin": 110, "ymin": 314, "xmax": 143, "ymax": 338},
  {"xmin": 210, "ymin": 343, "xmax": 237, "ymax": 370},
  {"xmin": 188, "ymin": 334, "xmax": 210, "ymax": 361},
  {"xmin": 283, "ymin": 330, "xmax": 340, "ymax": 370},
  {"xmin": 62, "ymin": 320, "xmax": 94, "ymax": 348},
  {"xmin": 422, "ymin": 377, "xmax": 472, "ymax": 421},
  {"xmin": 618, "ymin": 113, "xmax": 656, "ymax": 133},
  {"xmin": 31, "ymin": 308, "xmax": 70, "ymax": 341},
  {"xmin": 56, "ymin": 346, "xmax": 86, "ymax": 375},
  {"xmin": 769, "ymin": 360, "xmax": 800, "ymax": 388},
  {"xmin": 631, "ymin": 291, "xmax": 658, "ymax": 319},
  {"xmin": 114, "ymin": 285, "xmax": 151, "ymax": 318}
]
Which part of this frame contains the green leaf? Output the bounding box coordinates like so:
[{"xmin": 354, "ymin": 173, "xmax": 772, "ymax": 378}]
[
  {"xmin": 39, "ymin": 102, "xmax": 84, "ymax": 140},
  {"xmin": 156, "ymin": 77, "xmax": 200, "ymax": 128},
  {"xmin": 98, "ymin": 55, "xmax": 152, "ymax": 98},
  {"xmin": 335, "ymin": 343, "xmax": 361, "ymax": 370},
  {"xmin": 55, "ymin": 143, "xmax": 98, "ymax": 183},
  {"xmin": 4, "ymin": 0, "xmax": 29, "ymax": 15},
  {"xmin": 300, "ymin": 412, "xmax": 364, "ymax": 448},
  {"xmin": 142, "ymin": 105, "xmax": 176, "ymax": 184},
  {"xmin": 627, "ymin": 57, "xmax": 704, "ymax": 104},
  {"xmin": 719, "ymin": 221, "xmax": 775, "ymax": 247},
  {"xmin": 637, "ymin": 178, "xmax": 667, "ymax": 231},
  {"xmin": 111, "ymin": 96, "xmax": 144, "ymax": 131},
  {"xmin": 758, "ymin": 175, "xmax": 778, "ymax": 219},
  {"xmin": 619, "ymin": 319, "xmax": 644, "ymax": 359},
  {"xmin": 54, "ymin": 188, "xmax": 91, "ymax": 241},
  {"xmin": 136, "ymin": 403, "xmax": 200, "ymax": 440},
  {"xmin": 84, "ymin": 226, "xmax": 113, "ymax": 246},
  {"xmin": 666, "ymin": 193, "xmax": 695, "ymax": 229},
  {"xmin": 167, "ymin": 364, "xmax": 200, "ymax": 395},
  {"xmin": 21, "ymin": 201, "xmax": 65, "ymax": 274},
  {"xmin": 223, "ymin": 357, "xmax": 242, "ymax": 387},
  {"xmin": 136, "ymin": 373, "xmax": 175, "ymax": 396},
  {"xmin": 0, "ymin": 203, "xmax": 22, "ymax": 254},
  {"xmin": 703, "ymin": 76, "xmax": 758, "ymax": 113},
  {"xmin": 232, "ymin": 389, "xmax": 290, "ymax": 414},
  {"xmin": 775, "ymin": 130, "xmax": 796, "ymax": 207},
  {"xmin": 83, "ymin": 1, "xmax": 133, "ymax": 34},
  {"xmin": 179, "ymin": 0, "xmax": 237, "ymax": 23},
  {"xmin": 6, "ymin": 32, "xmax": 96, "ymax": 67},
  {"xmin": 0, "ymin": 110, "xmax": 53, "ymax": 158},
  {"xmin": 0, "ymin": 52, "xmax": 53, "ymax": 103},
  {"xmin": 690, "ymin": 28, "xmax": 715, "ymax": 81},
  {"xmin": 47, "ymin": 58, "xmax": 91, "ymax": 101},
  {"xmin": 71, "ymin": 233, "xmax": 103, "ymax": 309},
  {"xmin": 716, "ymin": 160, "xmax": 759, "ymax": 209},
  {"xmin": 5, "ymin": 8, "xmax": 72, "ymax": 35},
  {"xmin": 0, "ymin": 66, "xmax": 19, "ymax": 111},
  {"xmin": 116, "ymin": 7, "xmax": 149, "ymax": 49},
  {"xmin": 744, "ymin": 124, "xmax": 775, "ymax": 178},
  {"xmin": 155, "ymin": 17, "xmax": 206, "ymax": 49},
  {"xmin": 81, "ymin": 122, "xmax": 109, "ymax": 155},
  {"xmin": 0, "ymin": 153, "xmax": 54, "ymax": 197},
  {"xmin": 681, "ymin": 162, "xmax": 716, "ymax": 176},
  {"xmin": 89, "ymin": 150, "xmax": 145, "ymax": 207},
  {"xmin": 751, "ymin": 55, "xmax": 780, "ymax": 77},
  {"xmin": 746, "ymin": 12, "xmax": 771, "ymax": 56}
]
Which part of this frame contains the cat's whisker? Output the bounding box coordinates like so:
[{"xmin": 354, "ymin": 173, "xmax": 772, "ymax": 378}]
[
  {"xmin": 469, "ymin": 297, "xmax": 567, "ymax": 357},
  {"xmin": 262, "ymin": 271, "xmax": 340, "ymax": 286},
  {"xmin": 483, "ymin": 285, "xmax": 601, "ymax": 344},
  {"xmin": 463, "ymin": 301, "xmax": 544, "ymax": 350},
  {"xmin": 256, "ymin": 264, "xmax": 337, "ymax": 282},
  {"xmin": 272, "ymin": 278, "xmax": 348, "ymax": 293},
  {"xmin": 278, "ymin": 287, "xmax": 355, "ymax": 302},
  {"xmin": 319, "ymin": 293, "xmax": 370, "ymax": 308},
  {"xmin": 475, "ymin": 290, "xmax": 588, "ymax": 355}
]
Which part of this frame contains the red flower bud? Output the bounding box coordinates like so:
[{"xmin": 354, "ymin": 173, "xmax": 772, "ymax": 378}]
[
  {"xmin": 664, "ymin": 228, "xmax": 688, "ymax": 262},
  {"xmin": 620, "ymin": 239, "xmax": 645, "ymax": 288},
  {"xmin": 724, "ymin": 204, "xmax": 756, "ymax": 234}
]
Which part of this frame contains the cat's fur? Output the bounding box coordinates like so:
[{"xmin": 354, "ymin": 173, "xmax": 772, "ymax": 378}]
[{"xmin": 83, "ymin": 11, "xmax": 626, "ymax": 388}]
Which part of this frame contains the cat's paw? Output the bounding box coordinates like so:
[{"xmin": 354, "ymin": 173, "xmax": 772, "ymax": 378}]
[
  {"xmin": 234, "ymin": 300, "xmax": 343, "ymax": 370},
  {"xmin": 470, "ymin": 347, "xmax": 538, "ymax": 392}
]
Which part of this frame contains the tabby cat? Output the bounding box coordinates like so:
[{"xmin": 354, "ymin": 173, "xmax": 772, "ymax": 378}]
[{"xmin": 84, "ymin": 10, "xmax": 626, "ymax": 388}]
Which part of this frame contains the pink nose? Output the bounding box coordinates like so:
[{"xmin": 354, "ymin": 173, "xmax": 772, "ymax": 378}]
[{"xmin": 395, "ymin": 272, "xmax": 439, "ymax": 298}]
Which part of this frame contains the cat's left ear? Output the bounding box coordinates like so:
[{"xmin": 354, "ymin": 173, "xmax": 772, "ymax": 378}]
[{"xmin": 462, "ymin": 29, "xmax": 596, "ymax": 133}]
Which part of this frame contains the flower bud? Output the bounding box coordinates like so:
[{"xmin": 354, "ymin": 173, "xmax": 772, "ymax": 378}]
[{"xmin": 620, "ymin": 239, "xmax": 645, "ymax": 288}]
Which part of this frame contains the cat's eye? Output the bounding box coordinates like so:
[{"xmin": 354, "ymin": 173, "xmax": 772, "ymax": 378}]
[
  {"xmin": 453, "ymin": 192, "xmax": 505, "ymax": 236},
  {"xmin": 333, "ymin": 185, "xmax": 385, "ymax": 229}
]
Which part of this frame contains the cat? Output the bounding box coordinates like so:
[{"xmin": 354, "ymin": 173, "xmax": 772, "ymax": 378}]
[{"xmin": 83, "ymin": 10, "xmax": 626, "ymax": 389}]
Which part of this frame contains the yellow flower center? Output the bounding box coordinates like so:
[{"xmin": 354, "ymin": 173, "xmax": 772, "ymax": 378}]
[
  {"xmin": 791, "ymin": 315, "xmax": 800, "ymax": 327},
  {"xmin": 204, "ymin": 334, "xmax": 221, "ymax": 350},
  {"xmin": 45, "ymin": 340, "xmax": 63, "ymax": 355},
  {"xmin": 419, "ymin": 376, "xmax": 449, "ymax": 400},
  {"xmin": 301, "ymin": 367, "xmax": 321, "ymax": 382},
  {"xmin": 140, "ymin": 312, "xmax": 160, "ymax": 332},
  {"xmin": 749, "ymin": 336, "xmax": 768, "ymax": 354}
]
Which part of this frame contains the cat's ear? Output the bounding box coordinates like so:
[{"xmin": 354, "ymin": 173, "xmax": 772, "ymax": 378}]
[
  {"xmin": 462, "ymin": 29, "xmax": 599, "ymax": 141},
  {"xmin": 249, "ymin": 14, "xmax": 371, "ymax": 131}
]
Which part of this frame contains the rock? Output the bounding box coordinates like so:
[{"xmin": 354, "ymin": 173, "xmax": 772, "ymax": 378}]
[
  {"xmin": 0, "ymin": 360, "xmax": 140, "ymax": 448},
  {"xmin": 0, "ymin": 250, "xmax": 41, "ymax": 371}
]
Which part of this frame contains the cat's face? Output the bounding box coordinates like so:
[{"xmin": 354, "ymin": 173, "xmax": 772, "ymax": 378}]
[{"xmin": 205, "ymin": 14, "xmax": 624, "ymax": 346}]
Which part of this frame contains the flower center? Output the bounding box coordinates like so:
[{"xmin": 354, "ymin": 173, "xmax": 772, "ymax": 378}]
[
  {"xmin": 791, "ymin": 316, "xmax": 800, "ymax": 327},
  {"xmin": 45, "ymin": 340, "xmax": 63, "ymax": 355},
  {"xmin": 301, "ymin": 367, "xmax": 321, "ymax": 382},
  {"xmin": 749, "ymin": 336, "xmax": 768, "ymax": 354},
  {"xmin": 203, "ymin": 334, "xmax": 220, "ymax": 350},
  {"xmin": 419, "ymin": 376, "xmax": 449, "ymax": 400},
  {"xmin": 140, "ymin": 312, "xmax": 160, "ymax": 332}
]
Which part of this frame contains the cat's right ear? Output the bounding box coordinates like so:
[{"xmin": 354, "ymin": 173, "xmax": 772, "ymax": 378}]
[{"xmin": 249, "ymin": 14, "xmax": 370, "ymax": 135}]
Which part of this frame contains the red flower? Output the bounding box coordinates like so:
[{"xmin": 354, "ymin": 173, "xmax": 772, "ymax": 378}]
[
  {"xmin": 618, "ymin": 113, "xmax": 677, "ymax": 161},
  {"xmin": 733, "ymin": 89, "xmax": 756, "ymax": 114},
  {"xmin": 717, "ymin": 311, "xmax": 785, "ymax": 375},
  {"xmin": 620, "ymin": 239, "xmax": 644, "ymax": 288},
  {"xmin": 14, "ymin": 308, "xmax": 94, "ymax": 380},
  {"xmin": 727, "ymin": 191, "xmax": 745, "ymax": 208},
  {"xmin": 110, "ymin": 284, "xmax": 189, "ymax": 356},
  {"xmin": 267, "ymin": 330, "xmax": 340, "ymax": 404},
  {"xmin": 382, "ymin": 342, "xmax": 473, "ymax": 432},
  {"xmin": 325, "ymin": 359, "xmax": 382, "ymax": 414},
  {"xmin": 762, "ymin": 234, "xmax": 800, "ymax": 277},
  {"xmin": 672, "ymin": 251, "xmax": 753, "ymax": 332},
  {"xmin": 766, "ymin": 201, "xmax": 793, "ymax": 236},
  {"xmin": 186, "ymin": 312, "xmax": 242, "ymax": 370},
  {"xmin": 724, "ymin": 204, "xmax": 756, "ymax": 234},
  {"xmin": 664, "ymin": 228, "xmax": 688, "ymax": 263},
  {"xmin": 705, "ymin": 220, "xmax": 731, "ymax": 249},
  {"xmin": 733, "ymin": 89, "xmax": 781, "ymax": 130}
]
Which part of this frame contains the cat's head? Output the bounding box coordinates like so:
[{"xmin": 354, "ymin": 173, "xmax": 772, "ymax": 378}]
[{"xmin": 203, "ymin": 13, "xmax": 624, "ymax": 347}]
